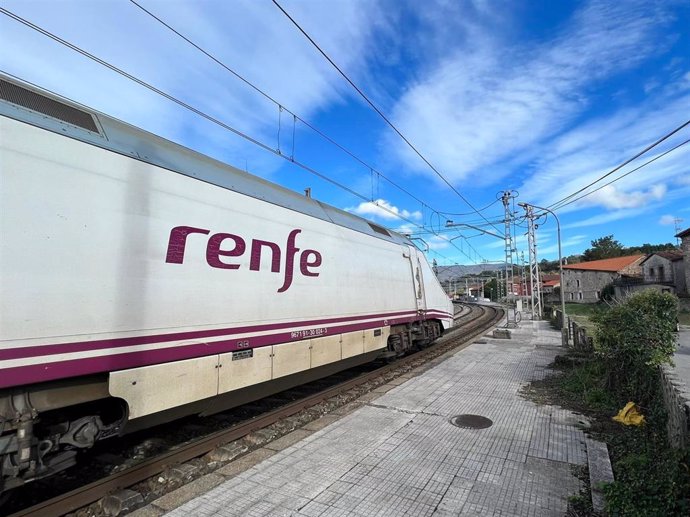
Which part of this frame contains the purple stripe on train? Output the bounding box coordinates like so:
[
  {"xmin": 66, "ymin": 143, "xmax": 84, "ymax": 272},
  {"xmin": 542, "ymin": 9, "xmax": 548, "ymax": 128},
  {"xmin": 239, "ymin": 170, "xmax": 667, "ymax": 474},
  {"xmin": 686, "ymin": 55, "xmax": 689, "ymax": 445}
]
[
  {"xmin": 0, "ymin": 312, "xmax": 451, "ymax": 388},
  {"xmin": 0, "ymin": 310, "xmax": 450, "ymax": 360},
  {"xmin": 0, "ymin": 309, "xmax": 454, "ymax": 361}
]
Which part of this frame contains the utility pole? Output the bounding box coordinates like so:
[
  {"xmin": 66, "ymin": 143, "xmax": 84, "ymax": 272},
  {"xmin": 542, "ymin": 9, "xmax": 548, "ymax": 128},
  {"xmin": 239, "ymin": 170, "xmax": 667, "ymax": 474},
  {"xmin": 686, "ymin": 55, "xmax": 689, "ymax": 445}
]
[
  {"xmin": 521, "ymin": 251, "xmax": 530, "ymax": 315},
  {"xmin": 501, "ymin": 191, "xmax": 517, "ymax": 326},
  {"xmin": 523, "ymin": 205, "xmax": 542, "ymax": 319}
]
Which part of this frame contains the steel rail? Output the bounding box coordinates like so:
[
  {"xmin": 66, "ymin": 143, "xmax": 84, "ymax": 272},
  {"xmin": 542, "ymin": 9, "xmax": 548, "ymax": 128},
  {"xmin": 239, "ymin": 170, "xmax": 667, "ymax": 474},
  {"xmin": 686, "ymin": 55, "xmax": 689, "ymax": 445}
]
[{"xmin": 8, "ymin": 305, "xmax": 502, "ymax": 517}]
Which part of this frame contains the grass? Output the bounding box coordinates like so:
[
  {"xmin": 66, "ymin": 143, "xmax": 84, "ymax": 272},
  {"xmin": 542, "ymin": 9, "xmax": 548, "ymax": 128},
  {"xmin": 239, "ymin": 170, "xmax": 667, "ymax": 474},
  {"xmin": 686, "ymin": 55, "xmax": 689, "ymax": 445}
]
[
  {"xmin": 564, "ymin": 303, "xmax": 608, "ymax": 318},
  {"xmin": 525, "ymin": 355, "xmax": 690, "ymax": 516},
  {"xmin": 565, "ymin": 301, "xmax": 690, "ymax": 326},
  {"xmin": 564, "ymin": 302, "xmax": 608, "ymax": 333}
]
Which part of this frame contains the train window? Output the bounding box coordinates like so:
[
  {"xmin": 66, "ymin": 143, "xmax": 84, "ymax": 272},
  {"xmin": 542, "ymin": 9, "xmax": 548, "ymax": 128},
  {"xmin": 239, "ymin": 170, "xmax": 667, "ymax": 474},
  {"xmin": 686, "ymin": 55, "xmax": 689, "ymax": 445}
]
[
  {"xmin": 368, "ymin": 222, "xmax": 390, "ymax": 236},
  {"xmin": 0, "ymin": 78, "xmax": 100, "ymax": 133}
]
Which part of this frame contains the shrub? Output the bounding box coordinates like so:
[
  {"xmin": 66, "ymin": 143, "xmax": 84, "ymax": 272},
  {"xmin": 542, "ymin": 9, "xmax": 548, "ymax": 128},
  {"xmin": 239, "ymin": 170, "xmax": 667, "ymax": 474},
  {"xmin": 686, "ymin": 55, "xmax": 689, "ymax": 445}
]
[{"xmin": 592, "ymin": 290, "xmax": 678, "ymax": 406}]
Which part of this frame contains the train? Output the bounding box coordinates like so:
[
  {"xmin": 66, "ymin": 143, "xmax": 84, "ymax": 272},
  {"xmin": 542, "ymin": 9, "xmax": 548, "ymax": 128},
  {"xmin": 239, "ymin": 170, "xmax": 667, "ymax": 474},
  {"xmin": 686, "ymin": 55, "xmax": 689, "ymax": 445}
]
[{"xmin": 0, "ymin": 74, "xmax": 453, "ymax": 495}]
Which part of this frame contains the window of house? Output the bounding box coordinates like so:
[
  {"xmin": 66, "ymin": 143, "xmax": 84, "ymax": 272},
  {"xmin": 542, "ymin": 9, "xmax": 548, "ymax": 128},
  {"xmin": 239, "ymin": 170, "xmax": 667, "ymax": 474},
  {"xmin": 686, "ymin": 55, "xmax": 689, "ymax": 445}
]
[
  {"xmin": 576, "ymin": 279, "xmax": 581, "ymax": 288},
  {"xmin": 578, "ymin": 292, "xmax": 583, "ymax": 300},
  {"xmin": 569, "ymin": 293, "xmax": 574, "ymax": 300},
  {"xmin": 650, "ymin": 267, "xmax": 655, "ymax": 277},
  {"xmin": 596, "ymin": 291, "xmax": 600, "ymax": 300},
  {"xmin": 659, "ymin": 266, "xmax": 664, "ymax": 279}
]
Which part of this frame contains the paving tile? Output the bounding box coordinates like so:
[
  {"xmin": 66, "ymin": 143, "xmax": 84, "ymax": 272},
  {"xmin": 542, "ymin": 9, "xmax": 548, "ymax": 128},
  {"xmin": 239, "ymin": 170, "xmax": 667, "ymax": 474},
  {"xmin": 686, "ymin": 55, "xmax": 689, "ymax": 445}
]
[{"xmin": 165, "ymin": 321, "xmax": 586, "ymax": 517}]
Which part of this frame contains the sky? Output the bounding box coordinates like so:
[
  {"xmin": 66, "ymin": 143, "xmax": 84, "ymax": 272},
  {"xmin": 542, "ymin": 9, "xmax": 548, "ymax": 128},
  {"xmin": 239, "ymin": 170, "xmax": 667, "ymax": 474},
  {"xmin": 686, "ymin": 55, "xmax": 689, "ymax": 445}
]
[{"xmin": 1, "ymin": 0, "xmax": 689, "ymax": 265}]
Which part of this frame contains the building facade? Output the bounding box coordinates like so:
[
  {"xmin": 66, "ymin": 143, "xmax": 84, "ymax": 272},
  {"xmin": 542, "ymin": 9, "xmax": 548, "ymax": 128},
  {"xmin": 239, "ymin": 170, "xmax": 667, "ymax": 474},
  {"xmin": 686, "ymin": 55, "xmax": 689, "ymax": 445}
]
[
  {"xmin": 677, "ymin": 228, "xmax": 690, "ymax": 296},
  {"xmin": 638, "ymin": 250, "xmax": 686, "ymax": 294},
  {"xmin": 562, "ymin": 255, "xmax": 645, "ymax": 303}
]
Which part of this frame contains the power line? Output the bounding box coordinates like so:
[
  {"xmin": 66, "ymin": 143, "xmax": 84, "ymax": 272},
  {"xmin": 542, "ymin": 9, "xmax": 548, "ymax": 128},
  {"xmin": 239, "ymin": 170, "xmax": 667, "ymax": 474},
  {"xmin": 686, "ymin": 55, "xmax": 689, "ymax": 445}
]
[
  {"xmin": 128, "ymin": 0, "xmax": 450, "ymax": 233},
  {"xmin": 271, "ymin": 0, "xmax": 503, "ymax": 237},
  {"xmin": 548, "ymin": 118, "xmax": 690, "ymax": 211},
  {"xmin": 125, "ymin": 0, "xmax": 490, "ymax": 262},
  {"xmin": 0, "ymin": 7, "xmax": 488, "ymax": 263},
  {"xmin": 438, "ymin": 197, "xmax": 502, "ymax": 217},
  {"xmin": 551, "ymin": 137, "xmax": 690, "ymax": 210}
]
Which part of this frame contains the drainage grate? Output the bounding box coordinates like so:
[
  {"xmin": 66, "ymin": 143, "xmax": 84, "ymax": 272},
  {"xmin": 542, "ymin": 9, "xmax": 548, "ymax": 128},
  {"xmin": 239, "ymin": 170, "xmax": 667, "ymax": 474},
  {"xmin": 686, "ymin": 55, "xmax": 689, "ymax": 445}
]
[{"xmin": 450, "ymin": 414, "xmax": 493, "ymax": 429}]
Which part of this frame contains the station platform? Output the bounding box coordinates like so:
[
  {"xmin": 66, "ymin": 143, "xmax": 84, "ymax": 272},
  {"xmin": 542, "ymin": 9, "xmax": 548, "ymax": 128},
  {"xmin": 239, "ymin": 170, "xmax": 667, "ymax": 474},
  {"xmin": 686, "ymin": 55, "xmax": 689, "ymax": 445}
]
[{"xmin": 146, "ymin": 321, "xmax": 588, "ymax": 516}]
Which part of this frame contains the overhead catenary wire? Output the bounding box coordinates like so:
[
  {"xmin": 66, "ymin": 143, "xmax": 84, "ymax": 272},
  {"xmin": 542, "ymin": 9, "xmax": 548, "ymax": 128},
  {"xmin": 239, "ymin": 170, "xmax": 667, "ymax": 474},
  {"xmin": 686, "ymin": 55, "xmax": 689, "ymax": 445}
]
[
  {"xmin": 438, "ymin": 197, "xmax": 502, "ymax": 217},
  {"xmin": 125, "ymin": 0, "xmax": 490, "ymax": 262},
  {"xmin": 271, "ymin": 0, "xmax": 503, "ymax": 237},
  {"xmin": 550, "ymin": 138, "xmax": 690, "ymax": 211},
  {"xmin": 127, "ymin": 0, "xmax": 440, "ymax": 224},
  {"xmin": 125, "ymin": 0, "xmax": 493, "ymax": 262},
  {"xmin": 548, "ymin": 119, "xmax": 690, "ymax": 211},
  {"xmin": 128, "ymin": 0, "xmax": 498, "ymax": 259},
  {"xmin": 0, "ymin": 7, "xmax": 489, "ymax": 263}
]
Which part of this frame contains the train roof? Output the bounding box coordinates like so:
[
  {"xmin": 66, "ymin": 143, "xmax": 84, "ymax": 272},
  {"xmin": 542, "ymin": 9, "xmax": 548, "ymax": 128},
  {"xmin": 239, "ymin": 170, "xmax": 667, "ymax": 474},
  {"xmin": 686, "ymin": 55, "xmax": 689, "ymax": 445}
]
[{"xmin": 0, "ymin": 74, "xmax": 415, "ymax": 248}]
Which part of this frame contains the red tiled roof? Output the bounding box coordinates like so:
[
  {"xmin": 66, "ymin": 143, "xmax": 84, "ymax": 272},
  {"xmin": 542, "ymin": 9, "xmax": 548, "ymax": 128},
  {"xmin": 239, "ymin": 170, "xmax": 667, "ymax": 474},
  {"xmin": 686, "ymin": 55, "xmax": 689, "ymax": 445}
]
[
  {"xmin": 562, "ymin": 255, "xmax": 645, "ymax": 272},
  {"xmin": 543, "ymin": 280, "xmax": 560, "ymax": 287}
]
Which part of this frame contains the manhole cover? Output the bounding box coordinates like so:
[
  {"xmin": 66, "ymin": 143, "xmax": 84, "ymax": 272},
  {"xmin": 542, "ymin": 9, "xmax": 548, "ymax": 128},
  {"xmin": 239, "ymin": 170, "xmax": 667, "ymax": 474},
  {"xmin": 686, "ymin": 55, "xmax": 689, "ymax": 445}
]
[{"xmin": 450, "ymin": 414, "xmax": 493, "ymax": 429}]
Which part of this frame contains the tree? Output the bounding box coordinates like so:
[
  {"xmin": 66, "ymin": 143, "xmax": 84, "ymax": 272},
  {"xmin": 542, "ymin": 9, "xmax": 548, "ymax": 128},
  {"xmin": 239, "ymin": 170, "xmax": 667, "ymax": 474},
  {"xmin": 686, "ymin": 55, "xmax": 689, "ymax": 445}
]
[
  {"xmin": 582, "ymin": 235, "xmax": 624, "ymax": 261},
  {"xmin": 627, "ymin": 242, "xmax": 678, "ymax": 255}
]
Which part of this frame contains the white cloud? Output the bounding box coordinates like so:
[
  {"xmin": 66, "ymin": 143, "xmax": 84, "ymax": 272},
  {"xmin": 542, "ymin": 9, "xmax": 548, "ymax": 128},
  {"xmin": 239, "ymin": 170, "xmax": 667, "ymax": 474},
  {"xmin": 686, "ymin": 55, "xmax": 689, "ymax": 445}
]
[
  {"xmin": 581, "ymin": 184, "xmax": 666, "ymax": 210},
  {"xmin": 659, "ymin": 214, "xmax": 677, "ymax": 225},
  {"xmin": 385, "ymin": 0, "xmax": 674, "ymax": 183},
  {"xmin": 519, "ymin": 98, "xmax": 690, "ymax": 212},
  {"xmin": 563, "ymin": 207, "xmax": 648, "ymax": 229},
  {"xmin": 428, "ymin": 235, "xmax": 450, "ymax": 251},
  {"xmin": 0, "ymin": 0, "xmax": 381, "ymax": 176},
  {"xmin": 346, "ymin": 198, "xmax": 422, "ymax": 221},
  {"xmin": 539, "ymin": 234, "xmax": 588, "ymax": 256}
]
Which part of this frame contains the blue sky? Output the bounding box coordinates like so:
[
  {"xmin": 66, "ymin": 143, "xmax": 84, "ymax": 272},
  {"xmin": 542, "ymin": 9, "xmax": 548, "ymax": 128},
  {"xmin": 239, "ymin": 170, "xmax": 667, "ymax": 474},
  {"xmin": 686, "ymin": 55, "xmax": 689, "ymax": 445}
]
[{"xmin": 1, "ymin": 0, "xmax": 689, "ymax": 264}]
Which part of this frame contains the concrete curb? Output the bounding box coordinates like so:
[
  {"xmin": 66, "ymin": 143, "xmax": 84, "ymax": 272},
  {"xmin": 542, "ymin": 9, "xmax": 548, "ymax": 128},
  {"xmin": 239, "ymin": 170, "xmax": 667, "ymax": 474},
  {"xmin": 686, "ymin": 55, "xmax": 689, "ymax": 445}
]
[{"xmin": 586, "ymin": 438, "xmax": 614, "ymax": 515}]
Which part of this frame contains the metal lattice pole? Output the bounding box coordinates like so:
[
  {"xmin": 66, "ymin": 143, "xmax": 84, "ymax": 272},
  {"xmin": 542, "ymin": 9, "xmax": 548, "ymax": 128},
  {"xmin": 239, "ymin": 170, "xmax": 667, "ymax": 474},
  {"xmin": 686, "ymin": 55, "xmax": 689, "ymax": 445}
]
[
  {"xmin": 501, "ymin": 191, "xmax": 516, "ymax": 326},
  {"xmin": 525, "ymin": 205, "xmax": 542, "ymax": 319},
  {"xmin": 520, "ymin": 250, "xmax": 529, "ymax": 314}
]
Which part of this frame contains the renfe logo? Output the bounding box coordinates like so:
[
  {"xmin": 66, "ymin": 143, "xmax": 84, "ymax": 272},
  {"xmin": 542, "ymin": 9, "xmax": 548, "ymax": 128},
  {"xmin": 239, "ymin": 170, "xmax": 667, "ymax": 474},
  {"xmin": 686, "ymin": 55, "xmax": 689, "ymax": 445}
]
[{"xmin": 165, "ymin": 226, "xmax": 322, "ymax": 293}]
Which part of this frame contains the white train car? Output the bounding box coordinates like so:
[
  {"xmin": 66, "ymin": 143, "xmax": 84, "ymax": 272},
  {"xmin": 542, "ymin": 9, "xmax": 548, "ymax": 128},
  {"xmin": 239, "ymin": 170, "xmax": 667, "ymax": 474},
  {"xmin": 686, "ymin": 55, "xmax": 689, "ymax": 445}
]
[{"xmin": 0, "ymin": 75, "xmax": 453, "ymax": 492}]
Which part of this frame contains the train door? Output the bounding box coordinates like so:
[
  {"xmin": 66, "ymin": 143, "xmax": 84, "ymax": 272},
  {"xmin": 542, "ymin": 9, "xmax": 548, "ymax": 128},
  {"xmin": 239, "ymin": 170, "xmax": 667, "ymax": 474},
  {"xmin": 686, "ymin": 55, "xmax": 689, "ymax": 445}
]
[{"xmin": 403, "ymin": 245, "xmax": 427, "ymax": 313}]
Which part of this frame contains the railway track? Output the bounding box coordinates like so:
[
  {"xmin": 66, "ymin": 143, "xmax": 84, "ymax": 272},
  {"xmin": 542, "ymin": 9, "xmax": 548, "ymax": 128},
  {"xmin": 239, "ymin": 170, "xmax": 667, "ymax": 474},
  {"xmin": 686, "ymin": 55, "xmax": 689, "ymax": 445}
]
[{"xmin": 5, "ymin": 303, "xmax": 503, "ymax": 517}]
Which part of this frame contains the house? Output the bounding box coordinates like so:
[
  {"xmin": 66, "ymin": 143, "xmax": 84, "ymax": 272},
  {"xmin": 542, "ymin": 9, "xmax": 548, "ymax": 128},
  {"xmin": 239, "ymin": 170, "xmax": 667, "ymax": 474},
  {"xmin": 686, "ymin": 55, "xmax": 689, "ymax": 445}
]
[
  {"xmin": 562, "ymin": 255, "xmax": 645, "ymax": 303},
  {"xmin": 677, "ymin": 227, "xmax": 690, "ymax": 296},
  {"xmin": 637, "ymin": 250, "xmax": 686, "ymax": 294}
]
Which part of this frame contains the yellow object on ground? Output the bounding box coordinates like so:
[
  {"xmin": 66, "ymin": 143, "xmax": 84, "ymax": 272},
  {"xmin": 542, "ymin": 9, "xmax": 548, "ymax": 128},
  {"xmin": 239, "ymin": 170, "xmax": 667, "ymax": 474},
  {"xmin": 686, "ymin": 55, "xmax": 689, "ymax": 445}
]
[{"xmin": 612, "ymin": 402, "xmax": 645, "ymax": 426}]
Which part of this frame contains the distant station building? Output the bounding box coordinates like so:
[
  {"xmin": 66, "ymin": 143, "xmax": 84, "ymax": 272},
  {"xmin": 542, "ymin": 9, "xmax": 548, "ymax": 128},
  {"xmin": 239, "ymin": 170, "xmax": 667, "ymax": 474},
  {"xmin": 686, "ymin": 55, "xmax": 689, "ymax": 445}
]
[{"xmin": 562, "ymin": 255, "xmax": 645, "ymax": 303}]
